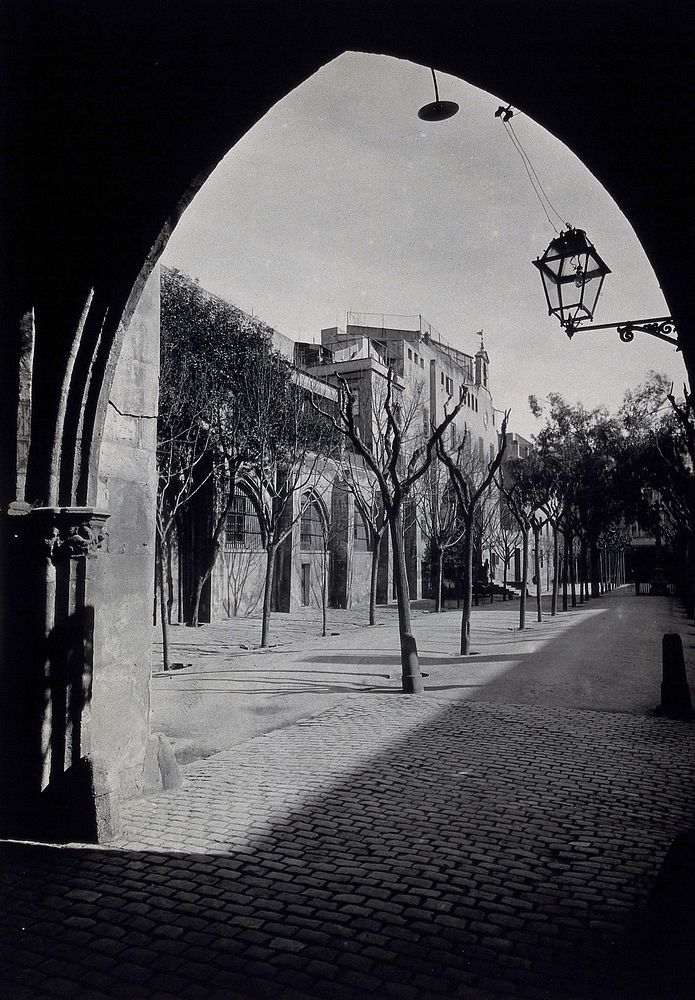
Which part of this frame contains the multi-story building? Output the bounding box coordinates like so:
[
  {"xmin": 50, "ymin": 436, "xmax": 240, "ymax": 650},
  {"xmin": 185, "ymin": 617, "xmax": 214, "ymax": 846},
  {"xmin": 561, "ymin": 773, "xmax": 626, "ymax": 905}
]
[
  {"xmin": 164, "ymin": 287, "xmax": 507, "ymax": 622},
  {"xmin": 297, "ymin": 313, "xmax": 503, "ymax": 602}
]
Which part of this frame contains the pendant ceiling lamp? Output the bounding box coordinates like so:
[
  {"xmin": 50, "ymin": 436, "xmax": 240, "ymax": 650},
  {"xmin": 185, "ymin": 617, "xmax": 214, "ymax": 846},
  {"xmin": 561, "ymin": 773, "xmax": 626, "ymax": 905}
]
[{"xmin": 418, "ymin": 68, "xmax": 458, "ymax": 122}]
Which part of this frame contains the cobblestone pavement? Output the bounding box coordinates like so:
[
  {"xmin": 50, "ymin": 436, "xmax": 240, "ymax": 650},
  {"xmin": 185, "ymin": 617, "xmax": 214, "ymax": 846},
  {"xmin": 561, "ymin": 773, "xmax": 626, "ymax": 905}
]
[
  {"xmin": 151, "ymin": 589, "xmax": 693, "ymax": 762},
  {"xmin": 2, "ymin": 696, "xmax": 694, "ymax": 999}
]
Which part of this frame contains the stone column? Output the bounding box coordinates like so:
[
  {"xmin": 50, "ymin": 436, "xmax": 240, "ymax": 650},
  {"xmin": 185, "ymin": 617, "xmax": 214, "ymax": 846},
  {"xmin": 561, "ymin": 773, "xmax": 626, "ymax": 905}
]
[{"xmin": 5, "ymin": 505, "xmax": 119, "ymax": 842}]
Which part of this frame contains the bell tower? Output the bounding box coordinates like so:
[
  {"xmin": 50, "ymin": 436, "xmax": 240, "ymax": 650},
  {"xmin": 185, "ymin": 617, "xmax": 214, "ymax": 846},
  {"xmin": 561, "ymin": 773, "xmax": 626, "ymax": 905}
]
[{"xmin": 475, "ymin": 331, "xmax": 489, "ymax": 388}]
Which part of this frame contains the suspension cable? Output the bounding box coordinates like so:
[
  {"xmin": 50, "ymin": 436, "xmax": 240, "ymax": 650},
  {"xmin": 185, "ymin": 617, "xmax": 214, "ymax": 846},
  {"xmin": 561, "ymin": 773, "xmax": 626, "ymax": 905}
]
[
  {"xmin": 507, "ymin": 119, "xmax": 568, "ymax": 230},
  {"xmin": 497, "ymin": 107, "xmax": 570, "ymax": 234}
]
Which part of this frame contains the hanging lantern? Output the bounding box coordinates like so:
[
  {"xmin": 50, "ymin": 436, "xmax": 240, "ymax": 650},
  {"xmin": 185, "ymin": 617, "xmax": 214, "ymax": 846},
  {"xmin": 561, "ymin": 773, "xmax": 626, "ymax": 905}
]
[{"xmin": 533, "ymin": 227, "xmax": 611, "ymax": 336}]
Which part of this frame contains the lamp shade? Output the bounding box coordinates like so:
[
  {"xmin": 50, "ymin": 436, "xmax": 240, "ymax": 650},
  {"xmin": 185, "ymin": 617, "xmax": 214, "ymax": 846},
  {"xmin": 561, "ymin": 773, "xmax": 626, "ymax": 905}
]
[{"xmin": 533, "ymin": 227, "xmax": 610, "ymax": 332}]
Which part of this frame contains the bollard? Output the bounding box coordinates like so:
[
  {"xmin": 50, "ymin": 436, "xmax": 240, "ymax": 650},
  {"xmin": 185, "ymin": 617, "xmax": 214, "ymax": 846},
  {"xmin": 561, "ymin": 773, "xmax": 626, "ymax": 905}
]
[
  {"xmin": 657, "ymin": 633, "xmax": 694, "ymax": 720},
  {"xmin": 401, "ymin": 632, "xmax": 424, "ymax": 694}
]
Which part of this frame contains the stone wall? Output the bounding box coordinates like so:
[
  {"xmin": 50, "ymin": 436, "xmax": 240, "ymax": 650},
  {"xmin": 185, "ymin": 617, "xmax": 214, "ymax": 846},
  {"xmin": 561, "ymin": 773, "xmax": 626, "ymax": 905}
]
[
  {"xmin": 93, "ymin": 265, "xmax": 159, "ymax": 799},
  {"xmin": 351, "ymin": 550, "xmax": 374, "ymax": 607},
  {"xmin": 213, "ymin": 549, "xmax": 267, "ymax": 618}
]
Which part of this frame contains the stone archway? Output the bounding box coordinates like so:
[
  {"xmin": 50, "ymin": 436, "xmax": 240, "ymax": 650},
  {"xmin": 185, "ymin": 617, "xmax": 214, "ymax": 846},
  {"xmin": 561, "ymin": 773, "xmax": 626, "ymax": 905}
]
[{"xmin": 2, "ymin": 0, "xmax": 692, "ymax": 840}]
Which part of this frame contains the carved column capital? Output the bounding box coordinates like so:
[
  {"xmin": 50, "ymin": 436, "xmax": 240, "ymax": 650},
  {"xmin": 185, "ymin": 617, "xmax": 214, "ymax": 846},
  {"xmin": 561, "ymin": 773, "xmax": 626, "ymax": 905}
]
[{"xmin": 21, "ymin": 507, "xmax": 110, "ymax": 563}]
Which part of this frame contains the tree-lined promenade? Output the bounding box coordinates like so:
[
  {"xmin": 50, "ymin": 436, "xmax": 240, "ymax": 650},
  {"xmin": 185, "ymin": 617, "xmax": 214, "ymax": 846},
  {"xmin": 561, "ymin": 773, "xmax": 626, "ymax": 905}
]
[
  {"xmin": 150, "ymin": 587, "xmax": 691, "ymax": 763},
  {"xmin": 157, "ymin": 269, "xmax": 695, "ymax": 686}
]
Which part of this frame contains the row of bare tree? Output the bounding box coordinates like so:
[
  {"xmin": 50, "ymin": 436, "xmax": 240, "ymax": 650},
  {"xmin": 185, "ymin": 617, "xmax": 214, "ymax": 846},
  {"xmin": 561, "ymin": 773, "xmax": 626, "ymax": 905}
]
[
  {"xmin": 157, "ymin": 269, "xmax": 695, "ymax": 690},
  {"xmin": 157, "ymin": 269, "xmax": 340, "ymax": 667}
]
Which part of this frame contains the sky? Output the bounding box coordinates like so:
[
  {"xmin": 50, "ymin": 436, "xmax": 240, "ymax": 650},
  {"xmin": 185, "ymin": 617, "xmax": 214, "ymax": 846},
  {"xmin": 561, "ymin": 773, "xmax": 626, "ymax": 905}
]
[{"xmin": 161, "ymin": 52, "xmax": 686, "ymax": 440}]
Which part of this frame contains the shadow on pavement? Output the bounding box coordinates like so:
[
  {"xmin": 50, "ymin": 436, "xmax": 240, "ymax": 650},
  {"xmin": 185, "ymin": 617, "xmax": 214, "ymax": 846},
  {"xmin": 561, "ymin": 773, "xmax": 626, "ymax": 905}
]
[{"xmin": 2, "ymin": 696, "xmax": 693, "ymax": 1000}]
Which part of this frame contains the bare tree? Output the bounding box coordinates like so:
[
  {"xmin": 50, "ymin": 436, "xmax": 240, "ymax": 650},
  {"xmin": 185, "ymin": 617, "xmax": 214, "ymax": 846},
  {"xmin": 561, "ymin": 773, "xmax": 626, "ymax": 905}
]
[
  {"xmin": 488, "ymin": 499, "xmax": 521, "ymax": 601},
  {"xmin": 539, "ymin": 496, "xmax": 564, "ymax": 615},
  {"xmin": 436, "ymin": 411, "xmax": 509, "ymax": 655},
  {"xmin": 157, "ymin": 268, "xmax": 232, "ymax": 662},
  {"xmin": 339, "ymin": 452, "xmax": 388, "ymax": 625},
  {"xmin": 314, "ymin": 369, "xmax": 464, "ymax": 693},
  {"xmin": 415, "ymin": 453, "xmax": 464, "ymax": 612},
  {"xmin": 159, "ymin": 268, "xmax": 284, "ymax": 629},
  {"xmin": 497, "ymin": 467, "xmax": 531, "ymax": 630},
  {"xmin": 529, "ymin": 507, "xmax": 549, "ymax": 623},
  {"xmin": 156, "ymin": 410, "xmax": 213, "ymax": 668},
  {"xmin": 314, "ymin": 485, "xmax": 342, "ymax": 638},
  {"xmin": 477, "ymin": 486, "xmax": 503, "ymax": 604},
  {"xmin": 245, "ymin": 355, "xmax": 337, "ymax": 648}
]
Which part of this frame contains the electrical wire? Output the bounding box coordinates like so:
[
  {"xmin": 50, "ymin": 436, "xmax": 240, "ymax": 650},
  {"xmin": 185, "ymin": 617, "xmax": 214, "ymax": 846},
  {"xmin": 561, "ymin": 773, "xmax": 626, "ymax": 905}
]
[
  {"xmin": 507, "ymin": 119, "xmax": 568, "ymax": 230},
  {"xmin": 501, "ymin": 120, "xmax": 559, "ymax": 233},
  {"xmin": 499, "ymin": 112, "xmax": 569, "ymax": 234},
  {"xmin": 503, "ymin": 121, "xmax": 561, "ymax": 232}
]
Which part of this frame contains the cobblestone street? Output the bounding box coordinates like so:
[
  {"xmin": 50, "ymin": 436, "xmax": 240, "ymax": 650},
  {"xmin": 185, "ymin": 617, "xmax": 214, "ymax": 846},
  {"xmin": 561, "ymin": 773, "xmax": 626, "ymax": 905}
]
[{"xmin": 2, "ymin": 592, "xmax": 695, "ymax": 999}]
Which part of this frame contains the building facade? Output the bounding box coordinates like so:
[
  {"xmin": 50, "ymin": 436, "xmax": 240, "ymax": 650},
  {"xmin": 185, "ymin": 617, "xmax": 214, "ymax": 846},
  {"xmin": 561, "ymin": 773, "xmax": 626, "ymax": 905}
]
[
  {"xmin": 499, "ymin": 431, "xmax": 558, "ymax": 591},
  {"xmin": 299, "ymin": 314, "xmax": 503, "ymax": 601},
  {"xmin": 166, "ymin": 300, "xmax": 507, "ymax": 623}
]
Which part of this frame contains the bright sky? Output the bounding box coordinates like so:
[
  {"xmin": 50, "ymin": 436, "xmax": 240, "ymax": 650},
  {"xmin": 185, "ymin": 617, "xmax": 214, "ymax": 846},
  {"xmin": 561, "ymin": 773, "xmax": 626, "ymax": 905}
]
[{"xmin": 162, "ymin": 52, "xmax": 687, "ymax": 440}]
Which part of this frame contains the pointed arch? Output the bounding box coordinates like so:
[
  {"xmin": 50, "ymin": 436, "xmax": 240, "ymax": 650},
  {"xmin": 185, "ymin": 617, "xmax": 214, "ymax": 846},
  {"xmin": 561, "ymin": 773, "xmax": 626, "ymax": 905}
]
[
  {"xmin": 300, "ymin": 490, "xmax": 329, "ymax": 551},
  {"xmin": 225, "ymin": 478, "xmax": 265, "ymax": 551}
]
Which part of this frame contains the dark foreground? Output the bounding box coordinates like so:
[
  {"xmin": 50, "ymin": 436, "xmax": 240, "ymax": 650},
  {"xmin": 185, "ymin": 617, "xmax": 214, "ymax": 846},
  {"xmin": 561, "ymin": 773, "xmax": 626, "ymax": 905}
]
[{"xmin": 2, "ymin": 695, "xmax": 694, "ymax": 999}]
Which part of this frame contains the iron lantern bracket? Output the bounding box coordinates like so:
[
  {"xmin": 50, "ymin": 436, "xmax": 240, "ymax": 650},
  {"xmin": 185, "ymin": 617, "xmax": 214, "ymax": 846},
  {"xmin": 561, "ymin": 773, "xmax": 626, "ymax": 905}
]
[{"xmin": 563, "ymin": 316, "xmax": 678, "ymax": 348}]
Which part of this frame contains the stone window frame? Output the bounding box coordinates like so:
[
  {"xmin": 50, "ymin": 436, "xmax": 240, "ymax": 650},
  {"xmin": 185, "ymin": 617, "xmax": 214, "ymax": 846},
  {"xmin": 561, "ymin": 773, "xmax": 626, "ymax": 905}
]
[
  {"xmin": 225, "ymin": 488, "xmax": 263, "ymax": 551},
  {"xmin": 300, "ymin": 495, "xmax": 327, "ymax": 551},
  {"xmin": 353, "ymin": 506, "xmax": 373, "ymax": 551}
]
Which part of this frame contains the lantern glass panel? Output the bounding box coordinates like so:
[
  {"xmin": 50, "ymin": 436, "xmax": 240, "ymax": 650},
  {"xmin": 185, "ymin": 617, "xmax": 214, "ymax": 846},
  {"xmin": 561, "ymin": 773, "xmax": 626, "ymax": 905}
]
[
  {"xmin": 580, "ymin": 272, "xmax": 604, "ymax": 319},
  {"xmin": 533, "ymin": 228, "xmax": 610, "ymax": 328}
]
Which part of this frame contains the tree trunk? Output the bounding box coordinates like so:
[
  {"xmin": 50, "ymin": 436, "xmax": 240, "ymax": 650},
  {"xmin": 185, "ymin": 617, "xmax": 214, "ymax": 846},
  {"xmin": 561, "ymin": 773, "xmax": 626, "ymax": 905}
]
[
  {"xmin": 433, "ymin": 544, "xmax": 443, "ymax": 613},
  {"xmin": 322, "ymin": 545, "xmax": 328, "ymax": 638},
  {"xmin": 189, "ymin": 571, "xmax": 207, "ymax": 627},
  {"xmin": 533, "ymin": 524, "xmax": 542, "ymax": 623},
  {"xmin": 519, "ymin": 526, "xmax": 528, "ymax": 630},
  {"xmin": 368, "ymin": 534, "xmax": 381, "ymax": 626},
  {"xmin": 562, "ymin": 530, "xmax": 568, "ymax": 612},
  {"xmin": 157, "ymin": 534, "xmax": 170, "ymax": 671},
  {"xmin": 551, "ymin": 524, "xmax": 559, "ymax": 617},
  {"xmin": 503, "ymin": 552, "xmax": 508, "ymax": 600},
  {"xmin": 570, "ymin": 537, "xmax": 577, "ymax": 607},
  {"xmin": 188, "ymin": 487, "xmax": 237, "ymax": 626},
  {"xmin": 460, "ymin": 514, "xmax": 475, "ymax": 654},
  {"xmin": 260, "ymin": 542, "xmax": 277, "ymax": 648},
  {"xmin": 579, "ymin": 540, "xmax": 587, "ymax": 603},
  {"xmin": 389, "ymin": 510, "xmax": 422, "ymax": 693},
  {"xmin": 590, "ymin": 540, "xmax": 600, "ymax": 598},
  {"xmin": 165, "ymin": 538, "xmax": 174, "ymax": 625}
]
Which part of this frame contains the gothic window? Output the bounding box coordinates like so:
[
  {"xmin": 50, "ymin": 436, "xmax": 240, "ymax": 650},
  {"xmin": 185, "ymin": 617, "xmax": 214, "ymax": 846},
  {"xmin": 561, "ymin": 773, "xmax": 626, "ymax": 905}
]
[
  {"xmin": 300, "ymin": 497, "xmax": 325, "ymax": 551},
  {"xmin": 353, "ymin": 507, "xmax": 372, "ymax": 551},
  {"xmin": 225, "ymin": 490, "xmax": 263, "ymax": 550}
]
